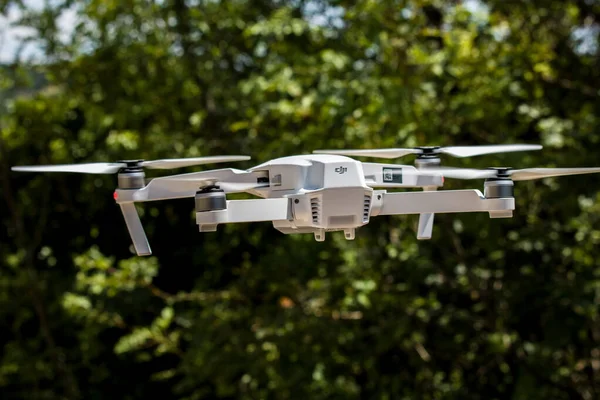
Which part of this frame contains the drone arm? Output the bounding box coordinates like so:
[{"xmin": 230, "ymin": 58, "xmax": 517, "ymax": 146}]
[
  {"xmin": 196, "ymin": 198, "xmax": 290, "ymax": 229},
  {"xmin": 114, "ymin": 169, "xmax": 262, "ymax": 203},
  {"xmin": 374, "ymin": 190, "xmax": 514, "ymax": 217}
]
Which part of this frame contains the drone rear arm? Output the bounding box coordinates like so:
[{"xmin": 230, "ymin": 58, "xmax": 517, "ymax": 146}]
[
  {"xmin": 195, "ymin": 198, "xmax": 291, "ymax": 231},
  {"xmin": 373, "ymin": 189, "xmax": 514, "ymax": 218},
  {"xmin": 115, "ymin": 168, "xmax": 262, "ymax": 203}
]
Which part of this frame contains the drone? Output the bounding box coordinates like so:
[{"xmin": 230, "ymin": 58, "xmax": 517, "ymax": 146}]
[{"xmin": 11, "ymin": 144, "xmax": 600, "ymax": 256}]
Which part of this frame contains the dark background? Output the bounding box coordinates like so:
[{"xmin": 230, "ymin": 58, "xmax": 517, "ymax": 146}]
[{"xmin": 1, "ymin": 0, "xmax": 600, "ymax": 399}]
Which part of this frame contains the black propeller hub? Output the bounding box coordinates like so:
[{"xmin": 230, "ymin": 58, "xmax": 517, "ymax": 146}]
[
  {"xmin": 197, "ymin": 184, "xmax": 224, "ymax": 193},
  {"xmin": 415, "ymin": 146, "xmax": 442, "ymax": 159},
  {"xmin": 118, "ymin": 159, "xmax": 144, "ymax": 166},
  {"xmin": 415, "ymin": 146, "xmax": 441, "ymax": 152},
  {"xmin": 487, "ymin": 167, "xmax": 512, "ymax": 179},
  {"xmin": 117, "ymin": 159, "xmax": 145, "ymax": 172}
]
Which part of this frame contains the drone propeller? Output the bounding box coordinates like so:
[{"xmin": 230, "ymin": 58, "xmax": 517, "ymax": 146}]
[
  {"xmin": 11, "ymin": 155, "xmax": 251, "ymax": 174},
  {"xmin": 12, "ymin": 162, "xmax": 126, "ymax": 174},
  {"xmin": 313, "ymin": 144, "xmax": 543, "ymax": 159},
  {"xmin": 428, "ymin": 166, "xmax": 600, "ymax": 181}
]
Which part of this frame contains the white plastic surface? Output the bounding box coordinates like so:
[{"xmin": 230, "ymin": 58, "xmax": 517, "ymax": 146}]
[
  {"xmin": 417, "ymin": 213, "xmax": 435, "ymax": 240},
  {"xmin": 379, "ymin": 190, "xmax": 514, "ymax": 215},
  {"xmin": 196, "ymin": 198, "xmax": 290, "ymax": 225},
  {"xmin": 113, "ymin": 169, "xmax": 262, "ymax": 203}
]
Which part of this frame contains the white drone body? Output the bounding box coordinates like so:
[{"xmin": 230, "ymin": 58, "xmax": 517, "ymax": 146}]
[
  {"xmin": 12, "ymin": 144, "xmax": 600, "ymax": 256},
  {"xmin": 113, "ymin": 154, "xmax": 514, "ymax": 255}
]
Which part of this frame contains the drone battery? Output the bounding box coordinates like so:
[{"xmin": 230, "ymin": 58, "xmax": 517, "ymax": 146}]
[{"xmin": 195, "ymin": 190, "xmax": 227, "ymax": 212}]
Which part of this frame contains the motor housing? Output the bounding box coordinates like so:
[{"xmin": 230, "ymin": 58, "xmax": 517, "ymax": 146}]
[
  {"xmin": 483, "ymin": 170, "xmax": 514, "ymax": 218},
  {"xmin": 415, "ymin": 156, "xmax": 441, "ymax": 169},
  {"xmin": 117, "ymin": 161, "xmax": 146, "ymax": 189},
  {"xmin": 195, "ymin": 186, "xmax": 227, "ymax": 212}
]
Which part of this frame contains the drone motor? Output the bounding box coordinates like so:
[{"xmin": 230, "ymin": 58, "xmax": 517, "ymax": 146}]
[
  {"xmin": 195, "ymin": 185, "xmax": 227, "ymax": 212},
  {"xmin": 483, "ymin": 168, "xmax": 515, "ymax": 199},
  {"xmin": 117, "ymin": 160, "xmax": 146, "ymax": 189},
  {"xmin": 414, "ymin": 147, "xmax": 442, "ymax": 169}
]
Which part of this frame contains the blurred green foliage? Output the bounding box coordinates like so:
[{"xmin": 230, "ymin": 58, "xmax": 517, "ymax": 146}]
[{"xmin": 1, "ymin": 0, "xmax": 600, "ymax": 399}]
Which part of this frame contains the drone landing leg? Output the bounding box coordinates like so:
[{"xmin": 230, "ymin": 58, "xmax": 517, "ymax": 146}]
[
  {"xmin": 417, "ymin": 186, "xmax": 438, "ymax": 240},
  {"xmin": 344, "ymin": 228, "xmax": 355, "ymax": 240},
  {"xmin": 417, "ymin": 213, "xmax": 435, "ymax": 240},
  {"xmin": 119, "ymin": 203, "xmax": 152, "ymax": 256}
]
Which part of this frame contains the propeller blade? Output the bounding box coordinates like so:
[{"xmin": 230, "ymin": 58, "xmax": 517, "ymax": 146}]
[
  {"xmin": 141, "ymin": 155, "xmax": 251, "ymax": 169},
  {"xmin": 314, "ymin": 144, "xmax": 542, "ymax": 159},
  {"xmin": 440, "ymin": 144, "xmax": 543, "ymax": 158},
  {"xmin": 427, "ymin": 167, "xmax": 498, "ymax": 180},
  {"xmin": 510, "ymin": 167, "xmax": 600, "ymax": 181},
  {"xmin": 11, "ymin": 162, "xmax": 126, "ymax": 174},
  {"xmin": 312, "ymin": 148, "xmax": 420, "ymax": 159}
]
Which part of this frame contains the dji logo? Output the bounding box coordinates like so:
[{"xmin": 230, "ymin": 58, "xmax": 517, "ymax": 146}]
[{"xmin": 335, "ymin": 166, "xmax": 348, "ymax": 174}]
